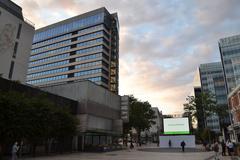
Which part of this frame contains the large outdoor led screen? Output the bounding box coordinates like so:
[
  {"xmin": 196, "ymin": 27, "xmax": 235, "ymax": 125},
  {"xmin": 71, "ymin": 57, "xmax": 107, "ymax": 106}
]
[{"xmin": 163, "ymin": 117, "xmax": 190, "ymax": 135}]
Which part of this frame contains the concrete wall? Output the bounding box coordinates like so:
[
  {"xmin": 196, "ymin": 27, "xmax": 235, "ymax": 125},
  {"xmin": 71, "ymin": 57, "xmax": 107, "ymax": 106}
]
[
  {"xmin": 149, "ymin": 108, "xmax": 163, "ymax": 134},
  {"xmin": 159, "ymin": 135, "xmax": 196, "ymax": 148},
  {"xmin": 41, "ymin": 81, "xmax": 122, "ymax": 134},
  {"xmin": 41, "ymin": 81, "xmax": 120, "ymax": 111},
  {"xmin": 0, "ymin": 4, "xmax": 34, "ymax": 83}
]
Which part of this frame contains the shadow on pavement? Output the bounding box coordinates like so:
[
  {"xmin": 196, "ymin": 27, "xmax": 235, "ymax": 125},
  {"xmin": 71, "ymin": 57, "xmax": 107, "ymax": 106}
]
[{"xmin": 138, "ymin": 148, "xmax": 206, "ymax": 153}]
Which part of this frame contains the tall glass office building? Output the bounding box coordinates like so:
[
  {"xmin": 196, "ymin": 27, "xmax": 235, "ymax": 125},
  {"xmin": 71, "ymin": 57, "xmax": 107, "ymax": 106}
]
[
  {"xmin": 199, "ymin": 62, "xmax": 229, "ymax": 133},
  {"xmin": 27, "ymin": 7, "xmax": 119, "ymax": 93},
  {"xmin": 219, "ymin": 35, "xmax": 240, "ymax": 94}
]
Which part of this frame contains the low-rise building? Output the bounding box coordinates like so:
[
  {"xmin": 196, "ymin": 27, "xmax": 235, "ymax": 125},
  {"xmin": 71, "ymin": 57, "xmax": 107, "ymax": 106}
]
[
  {"xmin": 149, "ymin": 107, "xmax": 163, "ymax": 142},
  {"xmin": 228, "ymin": 84, "xmax": 240, "ymax": 142},
  {"xmin": 140, "ymin": 107, "xmax": 163, "ymax": 143},
  {"xmin": 40, "ymin": 80, "xmax": 123, "ymax": 151}
]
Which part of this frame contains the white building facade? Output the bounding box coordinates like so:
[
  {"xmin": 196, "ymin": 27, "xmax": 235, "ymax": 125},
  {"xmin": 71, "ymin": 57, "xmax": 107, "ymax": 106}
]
[{"xmin": 0, "ymin": 0, "xmax": 34, "ymax": 83}]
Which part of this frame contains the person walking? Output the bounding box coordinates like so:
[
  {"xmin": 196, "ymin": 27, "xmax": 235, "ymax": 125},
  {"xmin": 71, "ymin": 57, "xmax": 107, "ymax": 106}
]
[
  {"xmin": 221, "ymin": 141, "xmax": 226, "ymax": 156},
  {"xmin": 12, "ymin": 142, "xmax": 19, "ymax": 160},
  {"xmin": 229, "ymin": 141, "xmax": 234, "ymax": 156},
  {"xmin": 130, "ymin": 142, "xmax": 134, "ymax": 150},
  {"xmin": 227, "ymin": 140, "xmax": 234, "ymax": 156},
  {"xmin": 168, "ymin": 140, "xmax": 172, "ymax": 148},
  {"xmin": 180, "ymin": 141, "xmax": 186, "ymax": 152},
  {"xmin": 213, "ymin": 141, "xmax": 220, "ymax": 160}
]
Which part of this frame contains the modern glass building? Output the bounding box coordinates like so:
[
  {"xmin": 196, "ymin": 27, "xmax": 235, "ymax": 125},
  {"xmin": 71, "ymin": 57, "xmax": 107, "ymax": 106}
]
[
  {"xmin": 219, "ymin": 35, "xmax": 240, "ymax": 94},
  {"xmin": 27, "ymin": 7, "xmax": 119, "ymax": 93},
  {"xmin": 199, "ymin": 62, "xmax": 229, "ymax": 133}
]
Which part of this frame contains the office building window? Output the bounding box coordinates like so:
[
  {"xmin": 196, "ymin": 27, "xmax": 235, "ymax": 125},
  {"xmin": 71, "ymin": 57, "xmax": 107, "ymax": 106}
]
[
  {"xmin": 27, "ymin": 74, "xmax": 68, "ymax": 84},
  {"xmin": 8, "ymin": 61, "xmax": 15, "ymax": 79},
  {"xmin": 16, "ymin": 24, "xmax": 22, "ymax": 39},
  {"xmin": 74, "ymin": 68, "xmax": 101, "ymax": 77},
  {"xmin": 12, "ymin": 42, "xmax": 18, "ymax": 58},
  {"xmin": 33, "ymin": 13, "xmax": 104, "ymax": 43}
]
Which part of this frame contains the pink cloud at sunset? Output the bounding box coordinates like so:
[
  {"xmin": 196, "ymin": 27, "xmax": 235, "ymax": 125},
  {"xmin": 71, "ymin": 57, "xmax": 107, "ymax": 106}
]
[{"xmin": 13, "ymin": 0, "xmax": 240, "ymax": 114}]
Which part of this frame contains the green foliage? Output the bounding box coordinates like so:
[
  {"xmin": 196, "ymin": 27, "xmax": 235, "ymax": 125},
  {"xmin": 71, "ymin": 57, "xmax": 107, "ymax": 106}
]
[
  {"xmin": 0, "ymin": 91, "xmax": 78, "ymax": 154},
  {"xmin": 184, "ymin": 92, "xmax": 229, "ymax": 131},
  {"xmin": 184, "ymin": 92, "xmax": 216, "ymax": 117},
  {"xmin": 126, "ymin": 95, "xmax": 156, "ymax": 134}
]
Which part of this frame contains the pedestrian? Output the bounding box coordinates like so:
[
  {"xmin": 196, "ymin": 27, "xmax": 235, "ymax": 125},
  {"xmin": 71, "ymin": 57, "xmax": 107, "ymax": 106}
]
[
  {"xmin": 180, "ymin": 141, "xmax": 186, "ymax": 152},
  {"xmin": 229, "ymin": 141, "xmax": 234, "ymax": 156},
  {"xmin": 221, "ymin": 141, "xmax": 226, "ymax": 156},
  {"xmin": 168, "ymin": 140, "xmax": 172, "ymax": 148},
  {"xmin": 213, "ymin": 141, "xmax": 220, "ymax": 160},
  {"xmin": 130, "ymin": 142, "xmax": 134, "ymax": 149},
  {"xmin": 12, "ymin": 141, "xmax": 19, "ymax": 160},
  {"xmin": 203, "ymin": 141, "xmax": 207, "ymax": 151},
  {"xmin": 227, "ymin": 140, "xmax": 234, "ymax": 156}
]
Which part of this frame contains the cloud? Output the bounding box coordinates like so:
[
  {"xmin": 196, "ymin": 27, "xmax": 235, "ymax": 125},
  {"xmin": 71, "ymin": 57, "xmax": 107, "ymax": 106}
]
[
  {"xmin": 194, "ymin": 0, "xmax": 240, "ymax": 26},
  {"xmin": 12, "ymin": 0, "xmax": 240, "ymax": 114}
]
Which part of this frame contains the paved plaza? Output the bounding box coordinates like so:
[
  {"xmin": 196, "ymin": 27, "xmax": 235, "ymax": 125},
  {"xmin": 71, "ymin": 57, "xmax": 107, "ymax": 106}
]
[{"xmin": 22, "ymin": 146, "xmax": 236, "ymax": 160}]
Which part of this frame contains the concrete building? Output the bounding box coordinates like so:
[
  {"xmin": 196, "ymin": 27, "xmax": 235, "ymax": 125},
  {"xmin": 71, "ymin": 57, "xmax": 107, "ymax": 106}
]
[
  {"xmin": 27, "ymin": 7, "xmax": 119, "ymax": 93},
  {"xmin": 0, "ymin": 0, "xmax": 34, "ymax": 83},
  {"xmin": 140, "ymin": 107, "xmax": 163, "ymax": 143},
  {"xmin": 199, "ymin": 62, "xmax": 229, "ymax": 133},
  {"xmin": 0, "ymin": 76, "xmax": 124, "ymax": 152},
  {"xmin": 149, "ymin": 107, "xmax": 163, "ymax": 142},
  {"xmin": 41, "ymin": 80, "xmax": 123, "ymax": 151},
  {"xmin": 219, "ymin": 34, "xmax": 240, "ymax": 94},
  {"xmin": 188, "ymin": 69, "xmax": 204, "ymax": 130},
  {"xmin": 193, "ymin": 87, "xmax": 204, "ymax": 130}
]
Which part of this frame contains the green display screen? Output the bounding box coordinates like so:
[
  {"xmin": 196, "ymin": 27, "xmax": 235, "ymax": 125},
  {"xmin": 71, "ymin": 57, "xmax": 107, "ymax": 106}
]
[
  {"xmin": 164, "ymin": 131, "xmax": 190, "ymax": 135},
  {"xmin": 163, "ymin": 118, "xmax": 190, "ymax": 135}
]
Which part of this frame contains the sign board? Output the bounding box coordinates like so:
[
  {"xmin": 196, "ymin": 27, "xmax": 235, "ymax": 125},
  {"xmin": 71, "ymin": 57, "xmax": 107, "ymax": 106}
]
[
  {"xmin": 163, "ymin": 117, "xmax": 189, "ymax": 135},
  {"xmin": 120, "ymin": 96, "xmax": 129, "ymax": 123}
]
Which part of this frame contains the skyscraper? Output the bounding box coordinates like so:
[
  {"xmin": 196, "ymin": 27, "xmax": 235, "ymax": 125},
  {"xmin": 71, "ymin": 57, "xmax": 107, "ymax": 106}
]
[
  {"xmin": 0, "ymin": 0, "xmax": 35, "ymax": 83},
  {"xmin": 27, "ymin": 8, "xmax": 119, "ymax": 93},
  {"xmin": 219, "ymin": 34, "xmax": 240, "ymax": 142},
  {"xmin": 219, "ymin": 35, "xmax": 240, "ymax": 94},
  {"xmin": 199, "ymin": 62, "xmax": 228, "ymax": 132}
]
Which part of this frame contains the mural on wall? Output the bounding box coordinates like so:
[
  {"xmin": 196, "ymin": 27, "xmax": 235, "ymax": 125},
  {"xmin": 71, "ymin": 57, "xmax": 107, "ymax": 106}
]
[{"xmin": 0, "ymin": 24, "xmax": 16, "ymax": 54}]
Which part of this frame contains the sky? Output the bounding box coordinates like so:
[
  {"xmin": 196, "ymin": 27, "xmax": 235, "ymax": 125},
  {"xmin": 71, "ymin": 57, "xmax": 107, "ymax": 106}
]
[{"xmin": 13, "ymin": 0, "xmax": 240, "ymax": 114}]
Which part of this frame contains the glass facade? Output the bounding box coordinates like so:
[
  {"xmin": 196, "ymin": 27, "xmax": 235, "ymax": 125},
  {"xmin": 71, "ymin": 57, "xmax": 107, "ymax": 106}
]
[
  {"xmin": 28, "ymin": 74, "xmax": 68, "ymax": 85},
  {"xmin": 27, "ymin": 67, "xmax": 68, "ymax": 79},
  {"xmin": 219, "ymin": 34, "xmax": 240, "ymax": 94},
  {"xmin": 28, "ymin": 60, "xmax": 69, "ymax": 71},
  {"xmin": 74, "ymin": 68, "xmax": 102, "ymax": 77},
  {"xmin": 33, "ymin": 13, "xmax": 104, "ymax": 43},
  {"xmin": 30, "ymin": 46, "xmax": 70, "ymax": 60},
  {"xmin": 75, "ymin": 61, "xmax": 101, "ymax": 69},
  {"xmin": 31, "ymin": 39, "xmax": 71, "ymax": 54},
  {"xmin": 27, "ymin": 8, "xmax": 119, "ymax": 93},
  {"xmin": 199, "ymin": 62, "xmax": 229, "ymax": 133},
  {"xmin": 29, "ymin": 53, "xmax": 70, "ymax": 66}
]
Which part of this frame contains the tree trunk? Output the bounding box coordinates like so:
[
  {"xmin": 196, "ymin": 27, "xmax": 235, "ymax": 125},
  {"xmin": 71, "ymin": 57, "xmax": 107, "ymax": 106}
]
[
  {"xmin": 137, "ymin": 129, "xmax": 141, "ymax": 146},
  {"xmin": 31, "ymin": 144, "xmax": 36, "ymax": 157}
]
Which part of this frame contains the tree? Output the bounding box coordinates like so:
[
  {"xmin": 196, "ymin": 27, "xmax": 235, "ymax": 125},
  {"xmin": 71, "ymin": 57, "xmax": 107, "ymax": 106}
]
[
  {"xmin": 0, "ymin": 91, "xmax": 78, "ymax": 156},
  {"xmin": 125, "ymin": 95, "xmax": 156, "ymax": 145},
  {"xmin": 184, "ymin": 92, "xmax": 217, "ymax": 130},
  {"xmin": 184, "ymin": 92, "xmax": 229, "ymax": 142}
]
